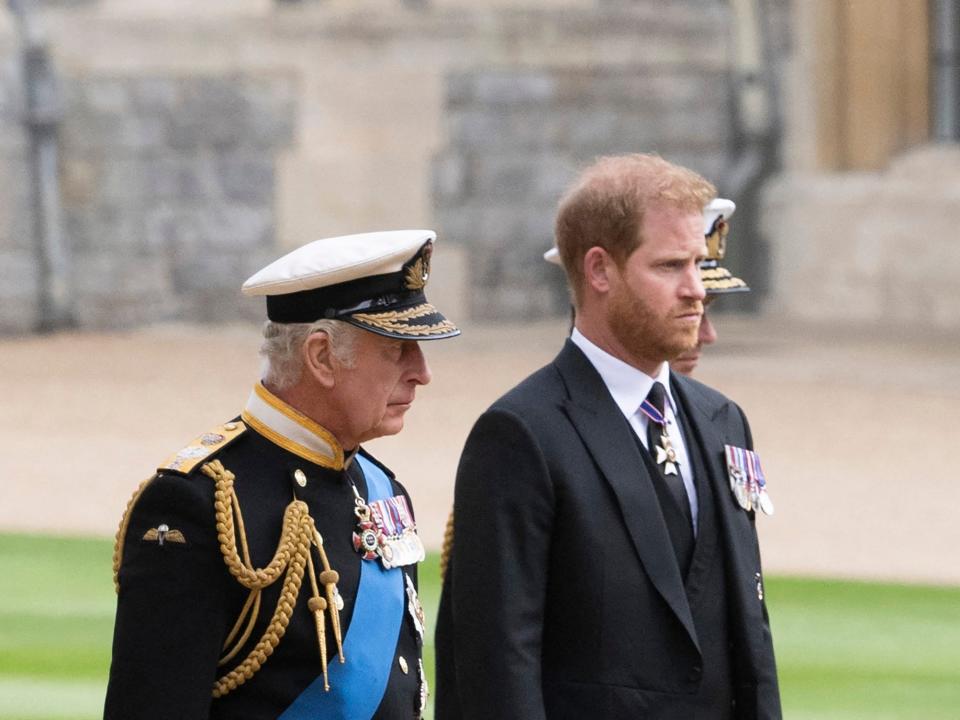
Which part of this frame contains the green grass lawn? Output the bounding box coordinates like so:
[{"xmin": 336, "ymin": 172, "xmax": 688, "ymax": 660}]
[{"xmin": 2, "ymin": 532, "xmax": 959, "ymax": 719}]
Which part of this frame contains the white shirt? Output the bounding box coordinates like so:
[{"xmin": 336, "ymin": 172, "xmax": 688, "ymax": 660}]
[{"xmin": 570, "ymin": 328, "xmax": 699, "ymax": 532}]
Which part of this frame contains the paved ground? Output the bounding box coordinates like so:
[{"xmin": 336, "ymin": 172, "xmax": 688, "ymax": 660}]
[{"xmin": 2, "ymin": 316, "xmax": 959, "ymax": 585}]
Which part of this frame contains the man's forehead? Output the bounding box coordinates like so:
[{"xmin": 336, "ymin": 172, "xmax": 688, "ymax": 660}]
[{"xmin": 643, "ymin": 202, "xmax": 707, "ymax": 227}]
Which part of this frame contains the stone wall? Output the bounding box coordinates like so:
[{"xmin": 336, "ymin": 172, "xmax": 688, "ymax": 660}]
[
  {"xmin": 0, "ymin": 0, "xmax": 793, "ymax": 332},
  {"xmin": 60, "ymin": 74, "xmax": 296, "ymax": 327},
  {"xmin": 763, "ymin": 145, "xmax": 960, "ymax": 331},
  {"xmin": 0, "ymin": 17, "xmax": 34, "ymax": 334},
  {"xmin": 434, "ymin": 64, "xmax": 734, "ymax": 319},
  {"xmin": 0, "ymin": 19, "xmax": 297, "ymax": 332}
]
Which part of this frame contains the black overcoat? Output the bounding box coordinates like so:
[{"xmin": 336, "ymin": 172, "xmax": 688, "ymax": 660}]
[{"xmin": 435, "ymin": 340, "xmax": 780, "ymax": 719}]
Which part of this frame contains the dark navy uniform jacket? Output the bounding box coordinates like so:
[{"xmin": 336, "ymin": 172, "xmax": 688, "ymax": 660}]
[{"xmin": 105, "ymin": 385, "xmax": 425, "ymax": 719}]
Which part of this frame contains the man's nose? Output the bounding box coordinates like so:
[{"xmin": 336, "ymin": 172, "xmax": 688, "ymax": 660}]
[
  {"xmin": 684, "ymin": 263, "xmax": 706, "ymax": 301},
  {"xmin": 405, "ymin": 342, "xmax": 432, "ymax": 386},
  {"xmin": 699, "ymin": 312, "xmax": 718, "ymax": 346}
]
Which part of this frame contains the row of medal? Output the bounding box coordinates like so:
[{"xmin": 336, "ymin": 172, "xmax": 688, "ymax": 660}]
[
  {"xmin": 724, "ymin": 444, "xmax": 774, "ymax": 516},
  {"xmin": 352, "ymin": 493, "xmax": 426, "ymax": 569}
]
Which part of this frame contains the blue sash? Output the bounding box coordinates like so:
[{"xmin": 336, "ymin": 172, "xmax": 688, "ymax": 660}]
[{"xmin": 279, "ymin": 454, "xmax": 405, "ymax": 720}]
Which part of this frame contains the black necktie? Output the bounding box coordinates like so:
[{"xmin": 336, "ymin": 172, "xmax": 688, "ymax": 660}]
[{"xmin": 645, "ymin": 382, "xmax": 693, "ymax": 530}]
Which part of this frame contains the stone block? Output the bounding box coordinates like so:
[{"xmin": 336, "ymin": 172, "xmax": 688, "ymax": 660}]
[
  {"xmin": 0, "ymin": 298, "xmax": 38, "ymax": 334},
  {"xmin": 205, "ymin": 203, "xmax": 275, "ymax": 251},
  {"xmin": 97, "ymin": 156, "xmax": 149, "ymax": 200},
  {"xmin": 145, "ymin": 203, "xmax": 273, "ymax": 258},
  {"xmin": 82, "ymin": 76, "xmax": 131, "ymax": 116},
  {"xmin": 239, "ymin": 74, "xmax": 299, "ymax": 148},
  {"xmin": 170, "ymin": 252, "xmax": 258, "ymax": 322},
  {"xmin": 448, "ymin": 107, "xmax": 559, "ymax": 150},
  {"xmin": 60, "ymin": 156, "xmax": 103, "ymax": 206},
  {"xmin": 165, "ymin": 75, "xmax": 297, "ymax": 151},
  {"xmin": 466, "ymin": 152, "xmax": 577, "ymax": 204},
  {"xmin": 468, "ymin": 153, "xmax": 542, "ymax": 201},
  {"xmin": 65, "ymin": 202, "xmax": 147, "ymax": 252},
  {"xmin": 144, "ymin": 154, "xmax": 222, "ymax": 202},
  {"xmin": 436, "ymin": 201, "xmax": 555, "ymax": 249},
  {"xmin": 762, "ymin": 156, "xmax": 960, "ymax": 330},
  {"xmin": 131, "ymin": 77, "xmax": 180, "ymax": 112},
  {"xmin": 432, "ymin": 152, "xmax": 469, "ymax": 204},
  {"xmin": 0, "ymin": 153, "xmax": 33, "ymax": 250},
  {"xmin": 71, "ymin": 252, "xmax": 178, "ymax": 328},
  {"xmin": 216, "ymin": 153, "xmax": 275, "ymax": 203},
  {"xmin": 448, "ymin": 70, "xmax": 557, "ymax": 107},
  {"xmin": 167, "ymin": 77, "xmax": 249, "ymax": 150},
  {"xmin": 0, "ymin": 248, "xmax": 39, "ymax": 301},
  {"xmin": 115, "ymin": 113, "xmax": 167, "ymax": 150}
]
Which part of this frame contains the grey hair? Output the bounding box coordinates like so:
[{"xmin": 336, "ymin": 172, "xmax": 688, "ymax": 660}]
[{"xmin": 259, "ymin": 319, "xmax": 359, "ymax": 391}]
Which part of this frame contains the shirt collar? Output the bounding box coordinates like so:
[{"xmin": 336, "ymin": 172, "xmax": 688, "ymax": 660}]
[
  {"xmin": 241, "ymin": 383, "xmax": 345, "ymax": 470},
  {"xmin": 570, "ymin": 328, "xmax": 676, "ymax": 420}
]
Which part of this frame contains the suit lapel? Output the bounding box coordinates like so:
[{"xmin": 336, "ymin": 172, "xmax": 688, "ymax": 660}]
[
  {"xmin": 671, "ymin": 378, "xmax": 731, "ymax": 509},
  {"xmin": 555, "ymin": 341, "xmax": 698, "ymax": 650},
  {"xmin": 671, "ymin": 377, "xmax": 755, "ymax": 544}
]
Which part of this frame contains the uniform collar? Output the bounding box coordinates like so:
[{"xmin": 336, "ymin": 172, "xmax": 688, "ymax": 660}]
[
  {"xmin": 241, "ymin": 383, "xmax": 345, "ymax": 470},
  {"xmin": 570, "ymin": 328, "xmax": 676, "ymax": 421}
]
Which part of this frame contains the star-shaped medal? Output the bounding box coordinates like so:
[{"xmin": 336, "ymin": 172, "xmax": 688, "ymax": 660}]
[{"xmin": 654, "ymin": 434, "xmax": 679, "ymax": 475}]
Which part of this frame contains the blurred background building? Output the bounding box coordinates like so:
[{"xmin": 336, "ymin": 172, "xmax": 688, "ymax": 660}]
[{"xmin": 0, "ymin": 0, "xmax": 956, "ymax": 334}]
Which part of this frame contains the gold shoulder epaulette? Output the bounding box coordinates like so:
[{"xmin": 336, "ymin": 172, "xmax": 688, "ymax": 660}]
[{"xmin": 159, "ymin": 421, "xmax": 248, "ymax": 475}]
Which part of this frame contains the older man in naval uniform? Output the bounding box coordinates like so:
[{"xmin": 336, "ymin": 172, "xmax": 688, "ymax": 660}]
[
  {"xmin": 435, "ymin": 154, "xmax": 779, "ymax": 719},
  {"xmin": 105, "ymin": 230, "xmax": 458, "ymax": 720},
  {"xmin": 670, "ymin": 198, "xmax": 751, "ymax": 376}
]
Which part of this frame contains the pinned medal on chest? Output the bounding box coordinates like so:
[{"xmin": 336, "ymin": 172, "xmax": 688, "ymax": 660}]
[
  {"xmin": 724, "ymin": 444, "xmax": 774, "ymax": 515},
  {"xmin": 351, "ymin": 487, "xmax": 426, "ymax": 568},
  {"xmin": 405, "ymin": 573, "xmax": 426, "ymax": 642}
]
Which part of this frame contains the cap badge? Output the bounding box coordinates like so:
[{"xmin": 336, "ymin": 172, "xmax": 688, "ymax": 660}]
[
  {"xmin": 706, "ymin": 218, "xmax": 728, "ymax": 261},
  {"xmin": 403, "ymin": 243, "xmax": 432, "ymax": 290}
]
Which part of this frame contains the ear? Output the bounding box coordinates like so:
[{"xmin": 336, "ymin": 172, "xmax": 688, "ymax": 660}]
[
  {"xmin": 303, "ymin": 332, "xmax": 337, "ymax": 389},
  {"xmin": 583, "ymin": 246, "xmax": 615, "ymax": 294}
]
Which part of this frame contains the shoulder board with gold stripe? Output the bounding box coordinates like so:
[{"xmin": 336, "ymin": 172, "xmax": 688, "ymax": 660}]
[{"xmin": 159, "ymin": 421, "xmax": 247, "ymax": 475}]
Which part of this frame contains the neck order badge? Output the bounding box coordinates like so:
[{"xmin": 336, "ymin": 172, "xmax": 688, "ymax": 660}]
[
  {"xmin": 639, "ymin": 383, "xmax": 680, "ymax": 476},
  {"xmin": 279, "ymin": 454, "xmax": 406, "ymax": 720}
]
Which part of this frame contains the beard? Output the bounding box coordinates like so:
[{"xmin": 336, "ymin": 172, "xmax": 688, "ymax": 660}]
[{"xmin": 608, "ymin": 286, "xmax": 701, "ymax": 367}]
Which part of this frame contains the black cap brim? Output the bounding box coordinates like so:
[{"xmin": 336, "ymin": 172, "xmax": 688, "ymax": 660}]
[{"xmin": 344, "ymin": 302, "xmax": 461, "ymax": 340}]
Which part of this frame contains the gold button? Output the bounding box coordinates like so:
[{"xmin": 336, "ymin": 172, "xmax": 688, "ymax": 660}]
[
  {"xmin": 398, "ymin": 656, "xmax": 409, "ymax": 674},
  {"xmin": 224, "ymin": 422, "xmax": 238, "ymax": 431},
  {"xmin": 294, "ymin": 469, "xmax": 307, "ymax": 487}
]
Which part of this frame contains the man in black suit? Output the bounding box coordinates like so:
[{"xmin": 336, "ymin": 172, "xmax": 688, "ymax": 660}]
[{"xmin": 435, "ymin": 154, "xmax": 780, "ymax": 719}]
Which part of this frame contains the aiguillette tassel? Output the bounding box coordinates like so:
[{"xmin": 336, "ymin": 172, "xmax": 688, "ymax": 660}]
[
  {"xmin": 320, "ymin": 569, "xmax": 344, "ymax": 663},
  {"xmin": 307, "ymin": 596, "xmax": 330, "ymax": 691}
]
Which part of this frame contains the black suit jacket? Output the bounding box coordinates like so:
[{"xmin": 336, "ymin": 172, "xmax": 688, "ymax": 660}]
[{"xmin": 435, "ymin": 340, "xmax": 780, "ymax": 719}]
